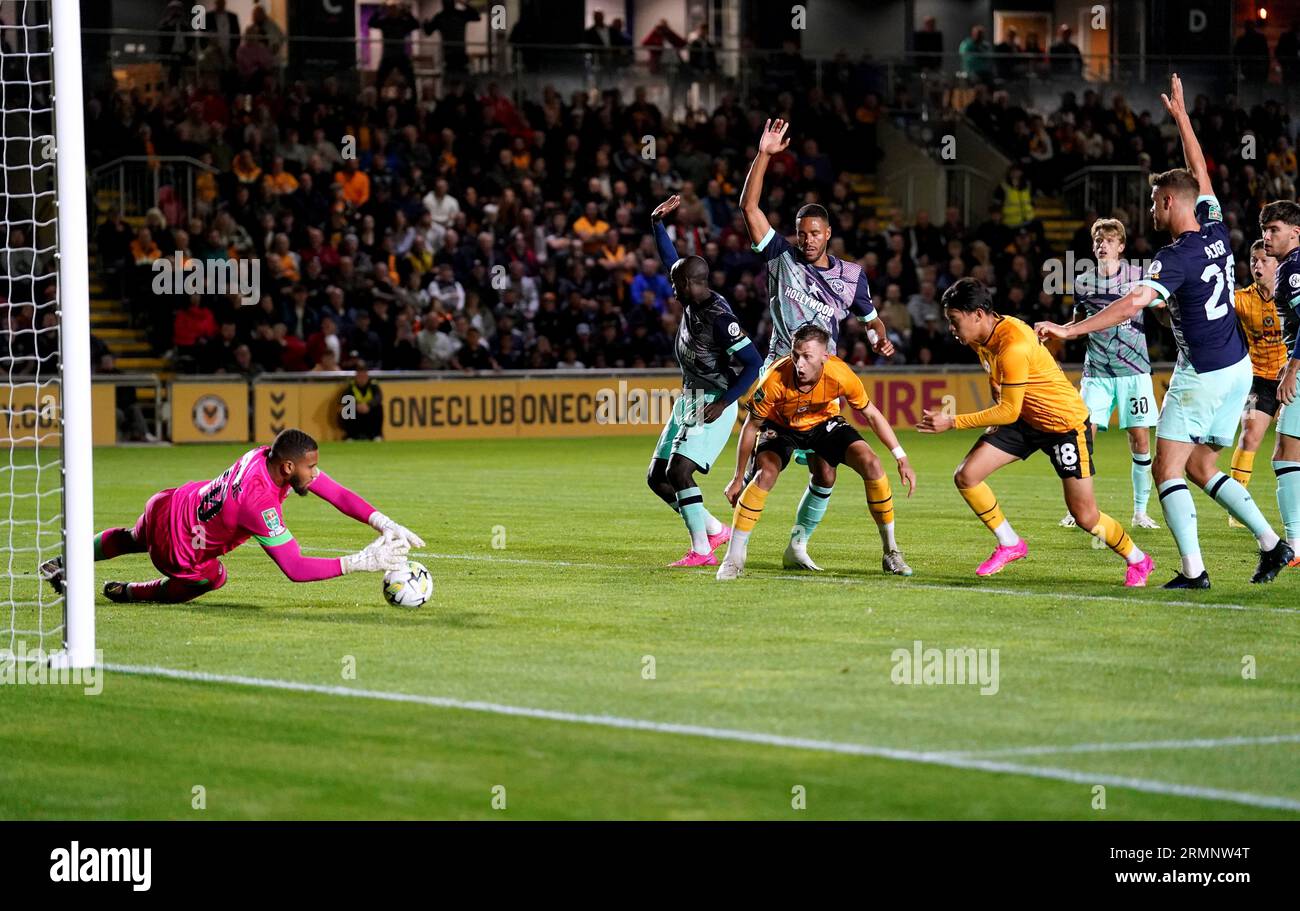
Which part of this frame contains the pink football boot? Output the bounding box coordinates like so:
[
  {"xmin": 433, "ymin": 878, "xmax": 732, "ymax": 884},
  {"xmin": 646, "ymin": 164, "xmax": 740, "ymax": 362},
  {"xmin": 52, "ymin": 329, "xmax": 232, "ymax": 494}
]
[
  {"xmin": 669, "ymin": 550, "xmax": 719, "ymax": 567},
  {"xmin": 975, "ymin": 540, "xmax": 1028, "ymax": 576}
]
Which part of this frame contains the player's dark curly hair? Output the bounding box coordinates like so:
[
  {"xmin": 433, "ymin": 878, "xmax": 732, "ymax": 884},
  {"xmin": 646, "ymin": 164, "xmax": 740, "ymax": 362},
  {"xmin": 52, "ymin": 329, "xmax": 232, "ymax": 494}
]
[
  {"xmin": 941, "ymin": 276, "xmax": 993, "ymax": 313},
  {"xmin": 795, "ymin": 203, "xmax": 829, "ymax": 225},
  {"xmin": 1260, "ymin": 200, "xmax": 1300, "ymax": 228},
  {"xmin": 269, "ymin": 428, "xmax": 319, "ymax": 461}
]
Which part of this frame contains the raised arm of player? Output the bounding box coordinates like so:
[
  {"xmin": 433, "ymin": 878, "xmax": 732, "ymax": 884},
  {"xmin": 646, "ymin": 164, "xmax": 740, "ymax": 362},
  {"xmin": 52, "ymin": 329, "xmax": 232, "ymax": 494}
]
[
  {"xmin": 1161, "ymin": 73, "xmax": 1212, "ymax": 196},
  {"xmin": 739, "ymin": 119, "xmax": 789, "ymax": 245},
  {"xmin": 309, "ymin": 471, "xmax": 425, "ymax": 548},
  {"xmin": 651, "ymin": 195, "xmax": 682, "ymax": 268},
  {"xmin": 1034, "ymin": 283, "xmax": 1160, "ymax": 343}
]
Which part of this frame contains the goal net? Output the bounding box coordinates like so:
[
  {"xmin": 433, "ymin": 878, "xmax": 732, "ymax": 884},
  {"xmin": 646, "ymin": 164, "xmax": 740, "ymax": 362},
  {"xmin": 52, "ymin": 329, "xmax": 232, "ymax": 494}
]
[{"xmin": 1, "ymin": 0, "xmax": 93, "ymax": 669}]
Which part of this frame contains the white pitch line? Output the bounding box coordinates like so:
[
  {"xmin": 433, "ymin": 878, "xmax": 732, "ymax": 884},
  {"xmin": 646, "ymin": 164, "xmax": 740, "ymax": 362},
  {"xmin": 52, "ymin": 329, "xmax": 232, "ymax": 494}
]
[
  {"xmin": 102, "ymin": 662, "xmax": 1300, "ymax": 813},
  {"xmin": 303, "ymin": 547, "xmax": 1300, "ymax": 615},
  {"xmin": 943, "ymin": 733, "xmax": 1300, "ymax": 759}
]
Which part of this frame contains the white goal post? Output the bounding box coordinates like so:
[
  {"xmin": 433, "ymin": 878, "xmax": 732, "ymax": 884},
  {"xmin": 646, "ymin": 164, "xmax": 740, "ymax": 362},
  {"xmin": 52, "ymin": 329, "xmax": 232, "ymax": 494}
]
[
  {"xmin": 1, "ymin": 0, "xmax": 93, "ymax": 670},
  {"xmin": 51, "ymin": 0, "xmax": 93, "ymax": 669}
]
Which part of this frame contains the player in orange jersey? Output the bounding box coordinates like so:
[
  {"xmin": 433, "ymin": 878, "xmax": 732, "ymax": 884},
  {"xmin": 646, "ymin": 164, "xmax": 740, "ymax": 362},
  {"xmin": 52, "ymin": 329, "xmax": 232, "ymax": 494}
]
[
  {"xmin": 1227, "ymin": 240, "xmax": 1287, "ymax": 527},
  {"xmin": 717, "ymin": 323, "xmax": 916, "ymax": 579},
  {"xmin": 918, "ymin": 278, "xmax": 1154, "ymax": 586}
]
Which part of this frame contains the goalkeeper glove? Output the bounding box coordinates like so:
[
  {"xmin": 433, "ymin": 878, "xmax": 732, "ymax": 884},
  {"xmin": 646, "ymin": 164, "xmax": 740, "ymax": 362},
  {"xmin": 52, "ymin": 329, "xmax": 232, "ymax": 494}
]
[
  {"xmin": 368, "ymin": 510, "xmax": 426, "ymax": 549},
  {"xmin": 341, "ymin": 535, "xmax": 411, "ymax": 574}
]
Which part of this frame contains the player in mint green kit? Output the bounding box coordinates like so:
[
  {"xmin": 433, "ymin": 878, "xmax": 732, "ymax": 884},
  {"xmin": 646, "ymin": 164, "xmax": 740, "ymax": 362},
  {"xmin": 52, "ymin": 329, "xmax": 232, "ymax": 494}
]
[
  {"xmin": 646, "ymin": 195, "xmax": 762, "ymax": 567},
  {"xmin": 1037, "ymin": 73, "xmax": 1291, "ymax": 588},
  {"xmin": 731, "ymin": 117, "xmax": 896, "ymax": 572},
  {"xmin": 1260, "ymin": 199, "xmax": 1300, "ymax": 564},
  {"xmin": 1058, "ymin": 217, "xmax": 1160, "ymax": 530}
]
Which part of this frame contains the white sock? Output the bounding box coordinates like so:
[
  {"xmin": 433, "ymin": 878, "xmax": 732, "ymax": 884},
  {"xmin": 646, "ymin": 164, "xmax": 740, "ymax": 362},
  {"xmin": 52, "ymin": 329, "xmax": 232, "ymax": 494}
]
[
  {"xmin": 878, "ymin": 521, "xmax": 898, "ymax": 552},
  {"xmin": 1256, "ymin": 530, "xmax": 1280, "ymax": 551},
  {"xmin": 1290, "ymin": 538, "xmax": 1300, "ymax": 553},
  {"xmin": 703, "ymin": 511, "xmax": 723, "ymax": 536},
  {"xmin": 1181, "ymin": 553, "xmax": 1205, "ymax": 577},
  {"xmin": 689, "ymin": 527, "xmax": 711, "ymax": 555},
  {"xmin": 726, "ymin": 529, "xmax": 750, "ymax": 564},
  {"xmin": 992, "ymin": 520, "xmax": 1019, "ymax": 547},
  {"xmin": 1125, "ymin": 546, "xmax": 1145, "ymax": 566}
]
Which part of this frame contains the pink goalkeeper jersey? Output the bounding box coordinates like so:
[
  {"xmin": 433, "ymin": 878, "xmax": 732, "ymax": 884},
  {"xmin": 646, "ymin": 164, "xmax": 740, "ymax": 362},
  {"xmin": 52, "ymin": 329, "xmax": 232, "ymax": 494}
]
[{"xmin": 165, "ymin": 445, "xmax": 294, "ymax": 568}]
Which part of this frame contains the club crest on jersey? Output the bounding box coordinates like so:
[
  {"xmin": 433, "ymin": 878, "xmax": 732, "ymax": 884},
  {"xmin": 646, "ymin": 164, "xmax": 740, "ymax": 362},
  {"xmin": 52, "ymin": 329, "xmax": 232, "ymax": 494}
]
[
  {"xmin": 727, "ymin": 321, "xmax": 741, "ymax": 338},
  {"xmin": 1146, "ymin": 260, "xmax": 1162, "ymax": 277},
  {"xmin": 262, "ymin": 509, "xmax": 282, "ymax": 534},
  {"xmin": 1290, "ymin": 273, "xmax": 1300, "ymax": 289},
  {"xmin": 827, "ymin": 278, "xmax": 846, "ymax": 296}
]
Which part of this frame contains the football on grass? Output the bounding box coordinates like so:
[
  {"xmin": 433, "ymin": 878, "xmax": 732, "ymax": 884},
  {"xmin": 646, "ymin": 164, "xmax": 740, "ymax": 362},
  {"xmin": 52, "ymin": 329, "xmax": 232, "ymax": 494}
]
[{"xmin": 382, "ymin": 560, "xmax": 433, "ymax": 609}]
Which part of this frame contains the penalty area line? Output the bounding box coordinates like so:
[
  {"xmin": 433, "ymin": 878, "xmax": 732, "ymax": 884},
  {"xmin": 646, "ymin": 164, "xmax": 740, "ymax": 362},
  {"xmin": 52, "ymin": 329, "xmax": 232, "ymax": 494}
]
[{"xmin": 102, "ymin": 661, "xmax": 1300, "ymax": 814}]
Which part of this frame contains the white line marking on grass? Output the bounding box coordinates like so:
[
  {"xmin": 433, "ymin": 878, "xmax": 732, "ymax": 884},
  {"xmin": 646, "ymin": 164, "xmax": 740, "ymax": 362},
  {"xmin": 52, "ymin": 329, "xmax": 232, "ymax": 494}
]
[
  {"xmin": 943, "ymin": 733, "xmax": 1300, "ymax": 759},
  {"xmin": 102, "ymin": 662, "xmax": 1300, "ymax": 813},
  {"xmin": 304, "ymin": 547, "xmax": 1299, "ymax": 615}
]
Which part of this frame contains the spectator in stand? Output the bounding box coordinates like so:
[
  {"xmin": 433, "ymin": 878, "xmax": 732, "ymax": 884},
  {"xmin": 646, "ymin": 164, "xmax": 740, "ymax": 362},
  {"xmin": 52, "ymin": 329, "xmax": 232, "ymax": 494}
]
[
  {"xmin": 341, "ymin": 362, "xmax": 384, "ymax": 440},
  {"xmin": 454, "ymin": 326, "xmax": 498, "ymax": 371},
  {"xmin": 424, "ymin": 0, "xmax": 481, "ymax": 76},
  {"xmin": 913, "ymin": 16, "xmax": 944, "ymax": 71},
  {"xmin": 370, "ymin": 1, "xmax": 420, "ymax": 95},
  {"xmin": 583, "ymin": 10, "xmax": 618, "ymax": 73},
  {"xmin": 1278, "ymin": 22, "xmax": 1300, "ymax": 83},
  {"xmin": 687, "ymin": 22, "xmax": 718, "ymax": 76},
  {"xmin": 630, "ymin": 257, "xmax": 672, "ymax": 312},
  {"xmin": 174, "ymin": 295, "xmax": 218, "ymax": 367},
  {"xmin": 1049, "ymin": 24, "xmax": 1083, "ymax": 77},
  {"xmin": 1234, "ymin": 20, "xmax": 1271, "ymax": 85},
  {"xmin": 641, "ymin": 18, "xmax": 686, "ymax": 74},
  {"xmin": 958, "ymin": 25, "xmax": 993, "ymax": 82}
]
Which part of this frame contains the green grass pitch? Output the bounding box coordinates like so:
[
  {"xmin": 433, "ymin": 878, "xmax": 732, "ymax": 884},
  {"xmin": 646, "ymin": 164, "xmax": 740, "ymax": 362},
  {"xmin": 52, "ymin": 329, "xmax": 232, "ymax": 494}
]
[{"xmin": 1, "ymin": 428, "xmax": 1297, "ymax": 819}]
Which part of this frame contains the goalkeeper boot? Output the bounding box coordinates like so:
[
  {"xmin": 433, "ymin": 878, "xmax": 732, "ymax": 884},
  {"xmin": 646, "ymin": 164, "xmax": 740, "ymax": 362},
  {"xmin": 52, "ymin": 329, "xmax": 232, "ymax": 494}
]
[
  {"xmin": 103, "ymin": 581, "xmax": 132, "ymax": 603},
  {"xmin": 1132, "ymin": 512, "xmax": 1161, "ymax": 530},
  {"xmin": 39, "ymin": 556, "xmax": 64, "ymax": 596},
  {"xmin": 882, "ymin": 550, "xmax": 913, "ymax": 576}
]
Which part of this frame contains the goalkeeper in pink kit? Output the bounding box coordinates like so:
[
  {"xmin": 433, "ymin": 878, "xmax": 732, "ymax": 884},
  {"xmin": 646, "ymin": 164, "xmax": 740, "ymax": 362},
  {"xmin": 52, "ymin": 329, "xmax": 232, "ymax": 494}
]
[{"xmin": 40, "ymin": 429, "xmax": 423, "ymax": 603}]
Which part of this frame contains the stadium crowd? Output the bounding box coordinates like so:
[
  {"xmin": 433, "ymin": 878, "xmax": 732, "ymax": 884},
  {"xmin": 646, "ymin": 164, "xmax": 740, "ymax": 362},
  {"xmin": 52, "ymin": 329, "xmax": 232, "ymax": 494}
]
[{"xmin": 46, "ymin": 10, "xmax": 1292, "ymax": 381}]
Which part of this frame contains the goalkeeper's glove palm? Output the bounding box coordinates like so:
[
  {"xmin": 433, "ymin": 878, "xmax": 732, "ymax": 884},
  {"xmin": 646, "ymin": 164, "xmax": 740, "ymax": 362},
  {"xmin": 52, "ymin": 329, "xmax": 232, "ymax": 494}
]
[
  {"xmin": 341, "ymin": 535, "xmax": 410, "ymax": 574},
  {"xmin": 368, "ymin": 510, "xmax": 426, "ymax": 549}
]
